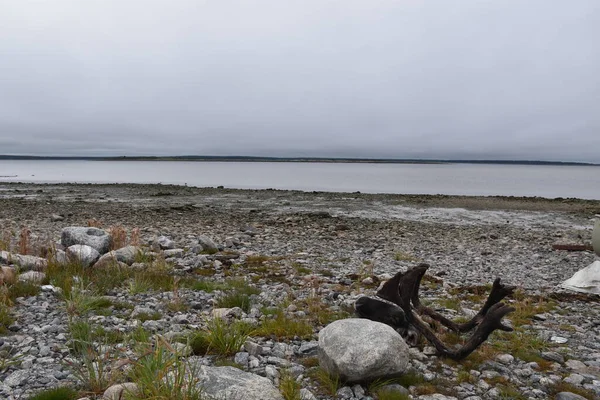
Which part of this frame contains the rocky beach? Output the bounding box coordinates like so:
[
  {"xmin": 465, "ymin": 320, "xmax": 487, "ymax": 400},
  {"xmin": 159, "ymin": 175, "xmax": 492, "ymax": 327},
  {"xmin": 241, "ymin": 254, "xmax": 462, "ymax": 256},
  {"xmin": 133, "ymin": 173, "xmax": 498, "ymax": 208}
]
[{"xmin": 1, "ymin": 182, "xmax": 599, "ymax": 400}]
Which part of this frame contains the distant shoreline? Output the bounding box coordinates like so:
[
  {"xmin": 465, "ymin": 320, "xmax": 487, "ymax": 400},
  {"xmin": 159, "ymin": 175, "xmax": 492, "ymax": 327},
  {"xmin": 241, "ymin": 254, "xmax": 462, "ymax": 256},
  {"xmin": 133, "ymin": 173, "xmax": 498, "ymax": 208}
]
[{"xmin": 0, "ymin": 155, "xmax": 597, "ymax": 166}]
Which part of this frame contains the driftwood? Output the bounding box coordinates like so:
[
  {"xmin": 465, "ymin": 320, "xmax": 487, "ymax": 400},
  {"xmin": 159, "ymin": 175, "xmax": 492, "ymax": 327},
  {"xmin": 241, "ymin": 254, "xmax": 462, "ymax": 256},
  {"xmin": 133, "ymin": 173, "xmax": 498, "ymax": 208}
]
[
  {"xmin": 552, "ymin": 243, "xmax": 594, "ymax": 252},
  {"xmin": 355, "ymin": 263, "xmax": 515, "ymax": 360}
]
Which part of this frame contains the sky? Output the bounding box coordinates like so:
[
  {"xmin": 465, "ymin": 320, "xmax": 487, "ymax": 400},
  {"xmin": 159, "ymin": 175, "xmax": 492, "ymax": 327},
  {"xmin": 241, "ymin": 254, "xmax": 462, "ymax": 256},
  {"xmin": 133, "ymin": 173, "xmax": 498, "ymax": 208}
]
[{"xmin": 1, "ymin": 1, "xmax": 599, "ymax": 162}]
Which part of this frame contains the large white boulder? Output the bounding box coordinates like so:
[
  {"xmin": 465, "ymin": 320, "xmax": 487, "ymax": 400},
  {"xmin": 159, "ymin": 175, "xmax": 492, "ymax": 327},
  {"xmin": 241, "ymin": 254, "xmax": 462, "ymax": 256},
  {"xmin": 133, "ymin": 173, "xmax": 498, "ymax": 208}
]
[
  {"xmin": 561, "ymin": 260, "xmax": 600, "ymax": 295},
  {"xmin": 318, "ymin": 318, "xmax": 410, "ymax": 383}
]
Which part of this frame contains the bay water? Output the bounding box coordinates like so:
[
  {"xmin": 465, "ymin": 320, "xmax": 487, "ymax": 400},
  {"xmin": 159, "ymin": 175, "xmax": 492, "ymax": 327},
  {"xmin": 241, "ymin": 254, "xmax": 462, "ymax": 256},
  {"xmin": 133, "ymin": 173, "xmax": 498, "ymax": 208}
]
[{"xmin": 0, "ymin": 160, "xmax": 598, "ymax": 200}]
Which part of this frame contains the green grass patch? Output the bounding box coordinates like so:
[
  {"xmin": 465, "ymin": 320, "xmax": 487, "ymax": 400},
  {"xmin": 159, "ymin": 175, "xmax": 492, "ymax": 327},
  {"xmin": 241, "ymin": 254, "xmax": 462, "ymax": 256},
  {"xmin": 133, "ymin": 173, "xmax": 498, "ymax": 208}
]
[
  {"xmin": 26, "ymin": 386, "xmax": 79, "ymax": 400},
  {"xmin": 279, "ymin": 369, "xmax": 302, "ymax": 400},
  {"xmin": 189, "ymin": 318, "xmax": 253, "ymax": 357},
  {"xmin": 308, "ymin": 367, "xmax": 340, "ymax": 397},
  {"xmin": 255, "ymin": 309, "xmax": 313, "ymax": 340},
  {"xmin": 127, "ymin": 336, "xmax": 202, "ymax": 400},
  {"xmin": 0, "ymin": 303, "xmax": 14, "ymax": 334}
]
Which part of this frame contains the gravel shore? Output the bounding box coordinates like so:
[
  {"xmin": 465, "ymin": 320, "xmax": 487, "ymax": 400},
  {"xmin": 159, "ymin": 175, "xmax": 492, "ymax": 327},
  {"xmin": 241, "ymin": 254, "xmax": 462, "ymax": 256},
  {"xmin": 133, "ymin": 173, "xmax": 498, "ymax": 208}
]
[{"xmin": 1, "ymin": 183, "xmax": 599, "ymax": 399}]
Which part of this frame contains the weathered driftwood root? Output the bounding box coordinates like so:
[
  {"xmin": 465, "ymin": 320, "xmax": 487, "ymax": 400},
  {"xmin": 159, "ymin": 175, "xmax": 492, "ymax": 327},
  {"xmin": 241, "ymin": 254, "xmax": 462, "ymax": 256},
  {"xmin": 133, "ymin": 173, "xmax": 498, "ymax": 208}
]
[{"xmin": 355, "ymin": 263, "xmax": 515, "ymax": 360}]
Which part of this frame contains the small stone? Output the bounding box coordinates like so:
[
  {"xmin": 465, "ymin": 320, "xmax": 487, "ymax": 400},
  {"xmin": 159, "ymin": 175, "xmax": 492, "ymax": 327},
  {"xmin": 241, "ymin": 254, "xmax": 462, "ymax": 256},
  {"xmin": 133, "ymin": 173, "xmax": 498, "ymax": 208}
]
[
  {"xmin": 352, "ymin": 384, "xmax": 366, "ymax": 398},
  {"xmin": 244, "ymin": 340, "xmax": 263, "ymax": 356},
  {"xmin": 496, "ymin": 354, "xmax": 514, "ymax": 364},
  {"xmin": 555, "ymin": 392, "xmax": 588, "ymax": 400},
  {"xmin": 300, "ymin": 388, "xmax": 318, "ymax": 400},
  {"xmin": 565, "ymin": 359, "xmax": 587, "ymax": 371},
  {"xmin": 564, "ymin": 373, "xmax": 585, "ymax": 385},
  {"xmin": 550, "ymin": 336, "xmax": 568, "ymax": 344},
  {"xmin": 234, "ymin": 352, "xmax": 249, "ymax": 366},
  {"xmin": 51, "ymin": 213, "xmax": 65, "ymax": 221},
  {"xmin": 103, "ymin": 383, "xmax": 139, "ymax": 399},
  {"xmin": 336, "ymin": 386, "xmax": 354, "ymax": 399},
  {"xmin": 541, "ymin": 351, "xmax": 565, "ymax": 364}
]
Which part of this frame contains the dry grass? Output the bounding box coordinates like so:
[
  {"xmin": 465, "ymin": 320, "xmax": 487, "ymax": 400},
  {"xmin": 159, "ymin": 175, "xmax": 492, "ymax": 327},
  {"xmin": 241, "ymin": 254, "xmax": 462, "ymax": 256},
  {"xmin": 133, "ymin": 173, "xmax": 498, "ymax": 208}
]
[
  {"xmin": 18, "ymin": 227, "xmax": 30, "ymax": 255},
  {"xmin": 108, "ymin": 225, "xmax": 128, "ymax": 250}
]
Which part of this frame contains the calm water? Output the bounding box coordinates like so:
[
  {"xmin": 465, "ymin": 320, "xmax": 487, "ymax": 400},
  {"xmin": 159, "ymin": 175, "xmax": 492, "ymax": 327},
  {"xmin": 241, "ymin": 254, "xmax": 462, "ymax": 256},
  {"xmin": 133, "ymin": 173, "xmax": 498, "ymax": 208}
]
[{"xmin": 0, "ymin": 160, "xmax": 599, "ymax": 200}]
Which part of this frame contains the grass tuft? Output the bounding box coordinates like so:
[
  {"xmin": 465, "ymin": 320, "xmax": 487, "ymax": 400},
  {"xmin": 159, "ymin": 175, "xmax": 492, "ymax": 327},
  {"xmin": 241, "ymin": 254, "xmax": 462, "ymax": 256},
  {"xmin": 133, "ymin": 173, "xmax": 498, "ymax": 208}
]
[
  {"xmin": 127, "ymin": 336, "xmax": 202, "ymax": 400},
  {"xmin": 279, "ymin": 370, "xmax": 302, "ymax": 400},
  {"xmin": 26, "ymin": 386, "xmax": 79, "ymax": 400},
  {"xmin": 308, "ymin": 367, "xmax": 340, "ymax": 397},
  {"xmin": 189, "ymin": 318, "xmax": 253, "ymax": 357},
  {"xmin": 255, "ymin": 309, "xmax": 313, "ymax": 340}
]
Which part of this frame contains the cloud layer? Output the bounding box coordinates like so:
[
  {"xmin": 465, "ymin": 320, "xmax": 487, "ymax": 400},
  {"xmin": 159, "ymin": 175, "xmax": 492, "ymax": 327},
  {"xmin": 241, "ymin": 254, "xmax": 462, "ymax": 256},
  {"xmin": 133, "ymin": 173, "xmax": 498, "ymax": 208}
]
[{"xmin": 1, "ymin": 1, "xmax": 599, "ymax": 162}]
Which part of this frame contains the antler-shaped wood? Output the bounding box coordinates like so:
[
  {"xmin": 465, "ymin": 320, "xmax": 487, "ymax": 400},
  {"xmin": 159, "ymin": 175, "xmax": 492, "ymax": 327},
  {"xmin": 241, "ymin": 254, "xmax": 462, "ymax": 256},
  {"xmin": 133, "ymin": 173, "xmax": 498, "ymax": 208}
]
[{"xmin": 357, "ymin": 263, "xmax": 515, "ymax": 360}]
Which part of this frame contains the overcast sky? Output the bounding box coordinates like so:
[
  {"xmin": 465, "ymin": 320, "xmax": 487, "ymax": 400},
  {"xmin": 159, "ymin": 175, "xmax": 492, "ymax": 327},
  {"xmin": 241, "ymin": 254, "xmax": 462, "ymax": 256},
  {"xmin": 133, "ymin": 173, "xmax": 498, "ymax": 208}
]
[{"xmin": 1, "ymin": 1, "xmax": 599, "ymax": 162}]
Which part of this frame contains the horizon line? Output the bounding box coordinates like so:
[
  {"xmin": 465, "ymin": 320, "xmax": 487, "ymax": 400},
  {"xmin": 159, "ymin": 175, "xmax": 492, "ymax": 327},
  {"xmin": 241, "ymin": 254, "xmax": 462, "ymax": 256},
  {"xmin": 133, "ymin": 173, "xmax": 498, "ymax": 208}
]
[{"xmin": 0, "ymin": 154, "xmax": 598, "ymax": 166}]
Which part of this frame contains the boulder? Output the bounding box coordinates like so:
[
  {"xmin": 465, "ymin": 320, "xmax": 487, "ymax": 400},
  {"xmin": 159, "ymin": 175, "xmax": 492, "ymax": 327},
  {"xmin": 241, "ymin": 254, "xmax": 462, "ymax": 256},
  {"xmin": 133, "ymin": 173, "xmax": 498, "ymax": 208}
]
[
  {"xmin": 318, "ymin": 318, "xmax": 410, "ymax": 383},
  {"xmin": 18, "ymin": 271, "xmax": 46, "ymax": 284},
  {"xmin": 198, "ymin": 235, "xmax": 219, "ymax": 254},
  {"xmin": 0, "ymin": 252, "xmax": 47, "ymax": 271},
  {"xmin": 67, "ymin": 245, "xmax": 101, "ymax": 267},
  {"xmin": 193, "ymin": 365, "xmax": 284, "ymax": 400},
  {"xmin": 62, "ymin": 227, "xmax": 111, "ymax": 254},
  {"xmin": 94, "ymin": 246, "xmax": 141, "ymax": 267}
]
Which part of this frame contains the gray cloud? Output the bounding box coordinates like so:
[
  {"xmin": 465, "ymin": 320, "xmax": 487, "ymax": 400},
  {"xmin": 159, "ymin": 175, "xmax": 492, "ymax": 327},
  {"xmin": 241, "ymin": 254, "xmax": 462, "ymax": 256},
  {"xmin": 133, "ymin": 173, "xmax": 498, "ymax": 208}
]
[{"xmin": 1, "ymin": 0, "xmax": 599, "ymax": 162}]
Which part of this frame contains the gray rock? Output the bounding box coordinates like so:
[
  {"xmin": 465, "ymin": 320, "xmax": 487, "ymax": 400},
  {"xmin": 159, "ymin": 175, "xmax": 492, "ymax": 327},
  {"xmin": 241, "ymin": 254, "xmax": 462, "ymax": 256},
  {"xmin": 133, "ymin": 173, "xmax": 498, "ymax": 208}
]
[
  {"xmin": 555, "ymin": 392, "xmax": 588, "ymax": 400},
  {"xmin": 563, "ymin": 373, "xmax": 584, "ymax": 385},
  {"xmin": 50, "ymin": 213, "xmax": 64, "ymax": 222},
  {"xmin": 300, "ymin": 388, "xmax": 318, "ymax": 400},
  {"xmin": 67, "ymin": 244, "xmax": 101, "ymax": 267},
  {"xmin": 234, "ymin": 352, "xmax": 250, "ymax": 366},
  {"xmin": 193, "ymin": 365, "xmax": 284, "ymax": 400},
  {"xmin": 298, "ymin": 341, "xmax": 319, "ymax": 355},
  {"xmin": 156, "ymin": 236, "xmax": 176, "ymax": 250},
  {"xmin": 542, "ymin": 351, "xmax": 565, "ymax": 364},
  {"xmin": 164, "ymin": 248, "xmax": 185, "ymax": 258},
  {"xmin": 62, "ymin": 227, "xmax": 111, "ymax": 254},
  {"xmin": 4, "ymin": 370, "xmax": 29, "ymax": 387},
  {"xmin": 418, "ymin": 395, "xmax": 458, "ymax": 400},
  {"xmin": 95, "ymin": 245, "xmax": 141, "ymax": 267},
  {"xmin": 318, "ymin": 318, "xmax": 409, "ymax": 382},
  {"xmin": 336, "ymin": 386, "xmax": 354, "ymax": 399},
  {"xmin": 212, "ymin": 307, "xmax": 243, "ymax": 320},
  {"xmin": 496, "ymin": 354, "xmax": 514, "ymax": 364},
  {"xmin": 352, "ymin": 383, "xmax": 366, "ymax": 398},
  {"xmin": 0, "ymin": 250, "xmax": 9, "ymax": 265},
  {"xmin": 103, "ymin": 383, "xmax": 138, "ymax": 399},
  {"xmin": 565, "ymin": 359, "xmax": 588, "ymax": 371},
  {"xmin": 18, "ymin": 271, "xmax": 46, "ymax": 283},
  {"xmin": 1, "ymin": 252, "xmax": 47, "ymax": 270},
  {"xmin": 244, "ymin": 340, "xmax": 263, "ymax": 356},
  {"xmin": 198, "ymin": 235, "xmax": 219, "ymax": 254}
]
